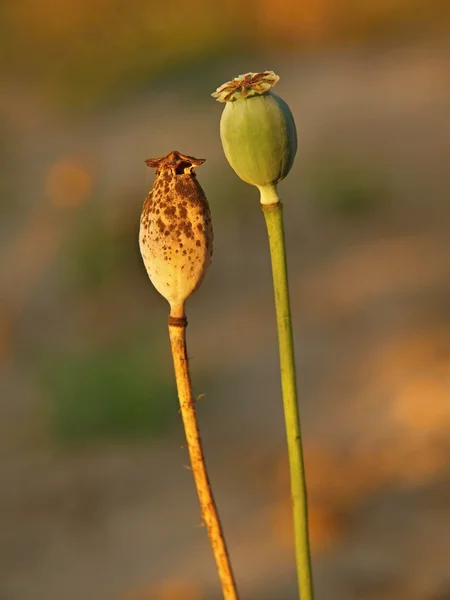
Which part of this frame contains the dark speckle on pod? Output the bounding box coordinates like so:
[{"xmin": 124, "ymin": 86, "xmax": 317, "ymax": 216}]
[{"xmin": 139, "ymin": 151, "xmax": 213, "ymax": 310}]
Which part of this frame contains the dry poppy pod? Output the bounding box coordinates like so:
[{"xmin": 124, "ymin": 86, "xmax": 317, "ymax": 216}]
[{"xmin": 139, "ymin": 151, "xmax": 213, "ymax": 317}]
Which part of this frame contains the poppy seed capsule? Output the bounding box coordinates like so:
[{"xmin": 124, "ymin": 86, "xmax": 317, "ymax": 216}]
[
  {"xmin": 212, "ymin": 71, "xmax": 297, "ymax": 203},
  {"xmin": 139, "ymin": 151, "xmax": 213, "ymax": 316}
]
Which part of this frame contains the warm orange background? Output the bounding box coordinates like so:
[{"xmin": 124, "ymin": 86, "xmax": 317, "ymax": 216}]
[{"xmin": 1, "ymin": 2, "xmax": 450, "ymax": 599}]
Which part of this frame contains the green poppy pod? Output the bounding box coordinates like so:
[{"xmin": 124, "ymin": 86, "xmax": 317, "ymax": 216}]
[{"xmin": 212, "ymin": 71, "xmax": 297, "ymax": 203}]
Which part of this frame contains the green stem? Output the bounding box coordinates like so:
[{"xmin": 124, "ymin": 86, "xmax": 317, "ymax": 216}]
[{"xmin": 260, "ymin": 187, "xmax": 314, "ymax": 600}]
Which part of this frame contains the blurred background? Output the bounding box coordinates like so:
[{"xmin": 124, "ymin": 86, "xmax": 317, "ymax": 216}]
[{"xmin": 1, "ymin": 1, "xmax": 450, "ymax": 598}]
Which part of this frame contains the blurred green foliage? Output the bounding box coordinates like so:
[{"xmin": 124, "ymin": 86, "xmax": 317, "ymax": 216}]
[
  {"xmin": 0, "ymin": 117, "xmax": 20, "ymax": 221},
  {"xmin": 39, "ymin": 341, "xmax": 176, "ymax": 446},
  {"xmin": 62, "ymin": 201, "xmax": 138, "ymax": 291},
  {"xmin": 310, "ymin": 160, "xmax": 386, "ymax": 217},
  {"xmin": 0, "ymin": 0, "xmax": 238, "ymax": 112}
]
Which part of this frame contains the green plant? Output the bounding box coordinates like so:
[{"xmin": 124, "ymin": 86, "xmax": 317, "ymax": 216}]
[{"xmin": 213, "ymin": 72, "xmax": 314, "ymax": 600}]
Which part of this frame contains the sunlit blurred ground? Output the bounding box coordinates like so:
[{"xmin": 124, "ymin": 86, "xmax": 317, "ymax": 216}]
[{"xmin": 1, "ymin": 17, "xmax": 450, "ymax": 600}]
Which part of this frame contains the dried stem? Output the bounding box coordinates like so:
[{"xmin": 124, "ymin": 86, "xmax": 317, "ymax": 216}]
[{"xmin": 168, "ymin": 312, "xmax": 238, "ymax": 600}]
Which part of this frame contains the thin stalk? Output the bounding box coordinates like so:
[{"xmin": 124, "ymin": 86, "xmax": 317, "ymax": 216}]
[
  {"xmin": 168, "ymin": 313, "xmax": 239, "ymax": 600},
  {"xmin": 260, "ymin": 194, "xmax": 314, "ymax": 600}
]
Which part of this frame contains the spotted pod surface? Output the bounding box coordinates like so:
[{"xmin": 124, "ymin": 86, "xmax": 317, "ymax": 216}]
[{"xmin": 139, "ymin": 151, "xmax": 213, "ymax": 312}]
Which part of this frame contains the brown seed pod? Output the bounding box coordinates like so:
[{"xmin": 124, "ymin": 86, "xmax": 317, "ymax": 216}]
[{"xmin": 139, "ymin": 151, "xmax": 213, "ymax": 317}]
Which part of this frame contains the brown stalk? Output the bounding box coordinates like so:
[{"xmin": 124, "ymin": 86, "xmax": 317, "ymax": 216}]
[{"xmin": 168, "ymin": 313, "xmax": 238, "ymax": 600}]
